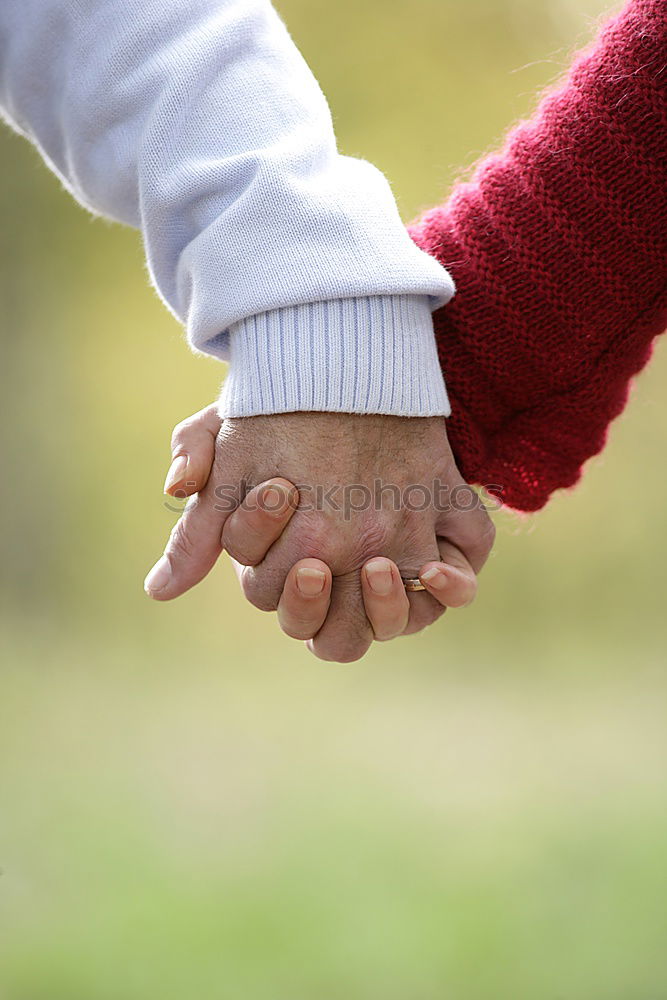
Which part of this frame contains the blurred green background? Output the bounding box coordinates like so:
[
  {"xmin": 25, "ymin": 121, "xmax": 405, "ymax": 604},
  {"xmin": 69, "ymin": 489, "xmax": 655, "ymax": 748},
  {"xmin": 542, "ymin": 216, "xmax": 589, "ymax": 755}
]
[{"xmin": 2, "ymin": 0, "xmax": 667, "ymax": 997}]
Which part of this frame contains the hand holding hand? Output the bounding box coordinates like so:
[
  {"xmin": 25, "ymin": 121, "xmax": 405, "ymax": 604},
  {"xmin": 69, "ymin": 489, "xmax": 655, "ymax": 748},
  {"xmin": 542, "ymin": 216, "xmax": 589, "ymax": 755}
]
[{"xmin": 146, "ymin": 406, "xmax": 495, "ymax": 660}]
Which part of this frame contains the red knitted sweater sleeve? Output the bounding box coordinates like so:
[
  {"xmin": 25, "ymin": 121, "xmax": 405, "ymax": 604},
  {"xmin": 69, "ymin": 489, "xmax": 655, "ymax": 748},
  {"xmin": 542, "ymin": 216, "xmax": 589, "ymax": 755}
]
[{"xmin": 410, "ymin": 0, "xmax": 667, "ymax": 512}]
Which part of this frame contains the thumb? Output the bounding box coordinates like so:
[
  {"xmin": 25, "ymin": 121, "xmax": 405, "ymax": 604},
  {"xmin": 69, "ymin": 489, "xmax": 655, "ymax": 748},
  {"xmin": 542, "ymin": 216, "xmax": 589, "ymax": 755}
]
[
  {"xmin": 164, "ymin": 403, "xmax": 222, "ymax": 498},
  {"xmin": 418, "ymin": 539, "xmax": 478, "ymax": 609},
  {"xmin": 145, "ymin": 421, "xmax": 246, "ymax": 601}
]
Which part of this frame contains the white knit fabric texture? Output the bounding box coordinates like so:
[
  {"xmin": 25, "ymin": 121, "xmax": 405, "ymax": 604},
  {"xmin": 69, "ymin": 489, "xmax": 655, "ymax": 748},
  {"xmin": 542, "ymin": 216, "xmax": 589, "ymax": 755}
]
[
  {"xmin": 0, "ymin": 0, "xmax": 455, "ymax": 415},
  {"xmin": 220, "ymin": 295, "xmax": 450, "ymax": 416}
]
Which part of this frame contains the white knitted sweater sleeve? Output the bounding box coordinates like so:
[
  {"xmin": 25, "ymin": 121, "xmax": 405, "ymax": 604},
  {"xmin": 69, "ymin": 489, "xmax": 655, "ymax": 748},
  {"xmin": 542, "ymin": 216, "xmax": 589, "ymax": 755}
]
[{"xmin": 0, "ymin": 0, "xmax": 455, "ymax": 415}]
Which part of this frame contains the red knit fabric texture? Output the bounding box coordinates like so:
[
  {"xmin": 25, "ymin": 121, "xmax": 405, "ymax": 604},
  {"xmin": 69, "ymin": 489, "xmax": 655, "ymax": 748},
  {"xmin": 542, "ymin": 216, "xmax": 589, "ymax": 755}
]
[{"xmin": 410, "ymin": 0, "xmax": 667, "ymax": 511}]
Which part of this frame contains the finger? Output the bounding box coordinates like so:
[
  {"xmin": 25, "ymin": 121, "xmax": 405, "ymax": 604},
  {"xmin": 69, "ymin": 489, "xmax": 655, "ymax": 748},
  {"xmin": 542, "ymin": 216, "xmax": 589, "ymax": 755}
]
[
  {"xmin": 307, "ymin": 572, "xmax": 374, "ymax": 663},
  {"xmin": 400, "ymin": 589, "xmax": 447, "ymax": 637},
  {"xmin": 393, "ymin": 522, "xmax": 446, "ymax": 637},
  {"xmin": 277, "ymin": 559, "xmax": 332, "ymax": 640},
  {"xmin": 419, "ymin": 539, "xmax": 478, "ymax": 609},
  {"xmin": 145, "ymin": 431, "xmax": 245, "ymax": 601},
  {"xmin": 164, "ymin": 404, "xmax": 222, "ymax": 497},
  {"xmin": 222, "ymin": 479, "xmax": 299, "ymax": 567},
  {"xmin": 361, "ymin": 554, "xmax": 444, "ymax": 641},
  {"xmin": 144, "ymin": 491, "xmax": 224, "ymax": 600},
  {"xmin": 361, "ymin": 558, "xmax": 410, "ymax": 641},
  {"xmin": 436, "ymin": 487, "xmax": 496, "ymax": 574}
]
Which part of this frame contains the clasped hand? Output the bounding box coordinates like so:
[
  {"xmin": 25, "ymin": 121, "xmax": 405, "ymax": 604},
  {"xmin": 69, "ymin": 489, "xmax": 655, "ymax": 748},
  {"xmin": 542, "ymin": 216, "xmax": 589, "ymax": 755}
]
[{"xmin": 145, "ymin": 408, "xmax": 495, "ymax": 661}]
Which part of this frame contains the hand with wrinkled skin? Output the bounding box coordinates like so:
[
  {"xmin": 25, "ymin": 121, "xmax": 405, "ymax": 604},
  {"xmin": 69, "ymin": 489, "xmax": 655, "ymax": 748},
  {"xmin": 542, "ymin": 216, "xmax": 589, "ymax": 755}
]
[{"xmin": 146, "ymin": 406, "xmax": 495, "ymax": 662}]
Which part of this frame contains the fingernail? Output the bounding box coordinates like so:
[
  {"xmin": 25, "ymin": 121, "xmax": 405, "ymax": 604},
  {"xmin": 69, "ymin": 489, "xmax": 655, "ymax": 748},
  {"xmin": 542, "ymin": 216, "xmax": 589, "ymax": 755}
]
[
  {"xmin": 365, "ymin": 559, "xmax": 393, "ymax": 596},
  {"xmin": 296, "ymin": 567, "xmax": 326, "ymax": 597},
  {"xmin": 144, "ymin": 556, "xmax": 172, "ymax": 596},
  {"xmin": 262, "ymin": 485, "xmax": 286, "ymax": 514},
  {"xmin": 164, "ymin": 455, "xmax": 188, "ymax": 495},
  {"xmin": 421, "ymin": 566, "xmax": 448, "ymax": 590}
]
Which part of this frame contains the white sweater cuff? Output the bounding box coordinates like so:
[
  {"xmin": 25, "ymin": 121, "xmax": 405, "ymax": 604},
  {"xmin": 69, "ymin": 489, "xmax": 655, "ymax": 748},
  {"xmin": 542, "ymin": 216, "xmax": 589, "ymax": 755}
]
[{"xmin": 218, "ymin": 295, "xmax": 450, "ymax": 418}]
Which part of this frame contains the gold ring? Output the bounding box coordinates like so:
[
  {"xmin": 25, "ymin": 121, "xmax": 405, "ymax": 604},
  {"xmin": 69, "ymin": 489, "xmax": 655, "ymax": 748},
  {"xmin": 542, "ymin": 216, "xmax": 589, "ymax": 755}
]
[{"xmin": 402, "ymin": 577, "xmax": 426, "ymax": 592}]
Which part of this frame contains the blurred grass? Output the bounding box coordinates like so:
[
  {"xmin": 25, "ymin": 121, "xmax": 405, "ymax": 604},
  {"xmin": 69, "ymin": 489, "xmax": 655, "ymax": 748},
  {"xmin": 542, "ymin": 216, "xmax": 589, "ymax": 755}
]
[{"xmin": 2, "ymin": 0, "xmax": 667, "ymax": 996}]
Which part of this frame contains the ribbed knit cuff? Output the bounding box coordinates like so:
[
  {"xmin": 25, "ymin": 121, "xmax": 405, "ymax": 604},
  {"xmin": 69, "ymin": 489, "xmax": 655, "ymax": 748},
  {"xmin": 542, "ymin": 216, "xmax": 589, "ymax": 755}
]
[{"xmin": 218, "ymin": 294, "xmax": 450, "ymax": 418}]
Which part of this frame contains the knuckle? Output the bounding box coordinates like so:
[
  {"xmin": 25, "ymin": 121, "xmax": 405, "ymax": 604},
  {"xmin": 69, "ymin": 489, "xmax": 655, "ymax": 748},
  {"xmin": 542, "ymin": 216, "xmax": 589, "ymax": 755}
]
[
  {"xmin": 337, "ymin": 515, "xmax": 393, "ymax": 572},
  {"xmin": 285, "ymin": 512, "xmax": 396, "ymax": 577},
  {"xmin": 374, "ymin": 623, "xmax": 405, "ymax": 642},
  {"xmin": 310, "ymin": 633, "xmax": 371, "ymax": 663},
  {"xmin": 310, "ymin": 583, "xmax": 373, "ymax": 662},
  {"xmin": 222, "ymin": 531, "xmax": 257, "ymax": 567},
  {"xmin": 448, "ymin": 583, "xmax": 478, "ymax": 610},
  {"xmin": 396, "ymin": 517, "xmax": 439, "ymax": 570},
  {"xmin": 354, "ymin": 517, "xmax": 393, "ymax": 562},
  {"xmin": 221, "ymin": 508, "xmax": 270, "ymax": 567},
  {"xmin": 294, "ymin": 517, "xmax": 334, "ymax": 561},
  {"xmin": 406, "ymin": 595, "xmax": 446, "ymax": 635},
  {"xmin": 461, "ymin": 577, "xmax": 479, "ymax": 608},
  {"xmin": 280, "ymin": 613, "xmax": 319, "ymax": 641},
  {"xmin": 240, "ymin": 567, "xmax": 279, "ymax": 612},
  {"xmin": 398, "ymin": 528, "xmax": 421, "ymax": 561},
  {"xmin": 166, "ymin": 518, "xmax": 196, "ymax": 562},
  {"xmin": 231, "ymin": 547, "xmax": 258, "ymax": 567}
]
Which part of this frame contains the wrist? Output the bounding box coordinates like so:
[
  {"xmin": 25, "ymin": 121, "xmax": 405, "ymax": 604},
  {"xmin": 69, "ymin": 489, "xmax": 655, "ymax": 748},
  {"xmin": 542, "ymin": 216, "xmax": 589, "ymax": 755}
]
[{"xmin": 218, "ymin": 294, "xmax": 450, "ymax": 418}]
